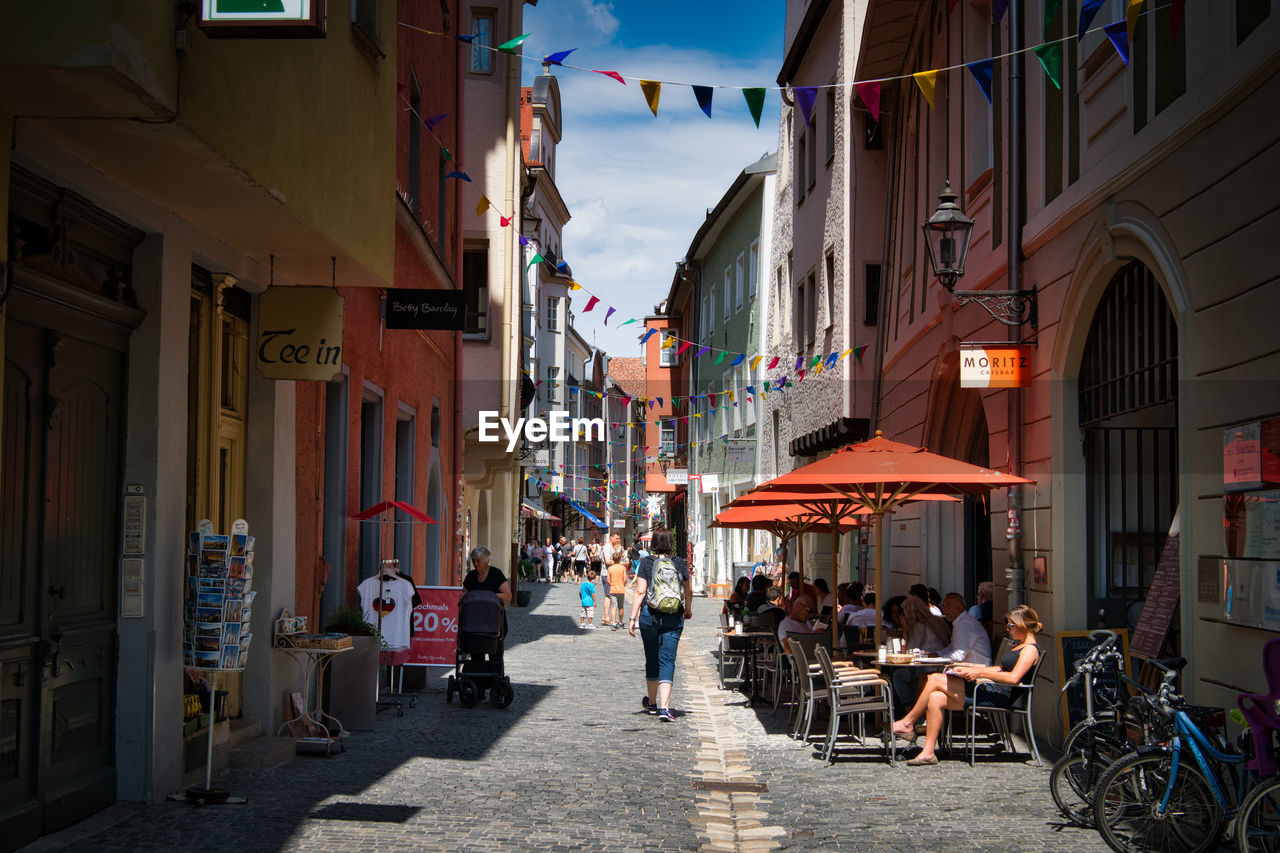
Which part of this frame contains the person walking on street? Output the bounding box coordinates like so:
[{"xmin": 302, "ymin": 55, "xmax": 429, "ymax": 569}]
[
  {"xmin": 572, "ymin": 537, "xmax": 588, "ymax": 580},
  {"xmin": 628, "ymin": 528, "xmax": 693, "ymax": 722},
  {"xmin": 604, "ymin": 532, "xmax": 629, "ymax": 629},
  {"xmin": 580, "ymin": 570, "xmax": 599, "ymax": 629}
]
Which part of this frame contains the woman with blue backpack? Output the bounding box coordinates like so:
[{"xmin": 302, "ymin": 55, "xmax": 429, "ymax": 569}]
[{"xmin": 627, "ymin": 528, "xmax": 693, "ymax": 722}]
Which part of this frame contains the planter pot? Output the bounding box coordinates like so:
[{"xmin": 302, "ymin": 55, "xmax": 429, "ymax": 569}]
[
  {"xmin": 324, "ymin": 634, "xmax": 378, "ymax": 731},
  {"xmin": 516, "ymin": 589, "xmax": 532, "ymax": 607}
]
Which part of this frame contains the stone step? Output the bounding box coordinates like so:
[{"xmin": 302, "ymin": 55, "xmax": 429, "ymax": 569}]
[{"xmin": 227, "ymin": 736, "xmax": 297, "ymax": 770}]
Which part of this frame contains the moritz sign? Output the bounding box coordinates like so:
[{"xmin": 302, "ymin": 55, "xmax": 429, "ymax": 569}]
[{"xmin": 959, "ymin": 345, "xmax": 1032, "ymax": 389}]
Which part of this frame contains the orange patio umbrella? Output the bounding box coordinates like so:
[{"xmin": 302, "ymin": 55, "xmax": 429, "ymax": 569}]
[
  {"xmin": 711, "ymin": 501, "xmax": 866, "ymax": 596},
  {"xmin": 747, "ymin": 431, "xmax": 1032, "ymax": 648}
]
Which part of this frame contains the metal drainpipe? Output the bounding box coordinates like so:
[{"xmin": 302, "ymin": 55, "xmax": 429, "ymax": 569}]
[
  {"xmin": 1006, "ymin": 0, "xmax": 1027, "ymax": 609},
  {"xmin": 869, "ymin": 111, "xmax": 896, "ymax": 432},
  {"xmin": 505, "ymin": 7, "xmax": 522, "ymax": 591},
  {"xmin": 452, "ymin": 8, "xmax": 465, "ymax": 587}
]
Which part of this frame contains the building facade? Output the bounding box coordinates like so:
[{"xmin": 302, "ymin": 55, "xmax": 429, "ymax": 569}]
[
  {"xmin": 459, "ymin": 0, "xmax": 531, "ymax": 581},
  {"xmin": 0, "ymin": 2, "xmax": 400, "ymax": 841},
  {"xmin": 835, "ymin": 0, "xmax": 1280, "ymax": 743},
  {"xmin": 686, "ymin": 154, "xmax": 777, "ymax": 591}
]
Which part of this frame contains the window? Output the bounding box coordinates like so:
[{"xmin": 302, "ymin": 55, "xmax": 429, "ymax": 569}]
[
  {"xmin": 864, "ymin": 264, "xmax": 881, "ymax": 326},
  {"xmin": 805, "ymin": 272, "xmax": 817, "ymax": 346},
  {"xmin": 407, "ymin": 73, "xmax": 421, "ymax": 214},
  {"xmin": 964, "ymin": 4, "xmax": 992, "ymax": 186},
  {"xmin": 792, "ymin": 269, "xmax": 805, "ymax": 347},
  {"xmin": 659, "ymin": 330, "xmax": 677, "ymax": 367},
  {"xmin": 701, "ymin": 295, "xmax": 708, "ymax": 337},
  {"xmin": 546, "ymin": 296, "xmax": 559, "ymax": 332},
  {"xmin": 825, "ymin": 87, "xmax": 836, "ymax": 162},
  {"xmin": 470, "ymin": 10, "xmax": 494, "ymax": 73},
  {"xmin": 744, "ymin": 364, "xmax": 756, "ymax": 427},
  {"xmin": 546, "ymin": 366, "xmax": 559, "ymax": 404},
  {"xmin": 774, "ymin": 264, "xmax": 785, "ymax": 338},
  {"xmin": 660, "ymin": 423, "xmax": 676, "ymax": 458},
  {"xmin": 463, "ymin": 248, "xmax": 488, "ymax": 335},
  {"xmin": 735, "ymin": 253, "xmax": 745, "ymax": 310},
  {"xmin": 864, "ymin": 114, "xmax": 883, "ymax": 150},
  {"xmin": 732, "ymin": 366, "xmax": 743, "ymax": 432},
  {"xmin": 723, "ymin": 267, "xmax": 732, "ymax": 320},
  {"xmin": 795, "ymin": 121, "xmax": 807, "ymax": 203},
  {"xmin": 709, "ymin": 286, "xmax": 716, "ymax": 333},
  {"xmin": 1238, "ymin": 0, "xmax": 1271, "ymax": 43},
  {"xmin": 807, "ymin": 112, "xmax": 817, "ymax": 191},
  {"xmin": 824, "ymin": 250, "xmax": 835, "ymax": 331},
  {"xmin": 749, "ymin": 241, "xmax": 759, "ymax": 298},
  {"xmin": 353, "ymin": 0, "xmax": 379, "ymax": 43}
]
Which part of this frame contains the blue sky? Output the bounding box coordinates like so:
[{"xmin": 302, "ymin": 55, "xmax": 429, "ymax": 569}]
[{"xmin": 520, "ymin": 1, "xmax": 784, "ymax": 358}]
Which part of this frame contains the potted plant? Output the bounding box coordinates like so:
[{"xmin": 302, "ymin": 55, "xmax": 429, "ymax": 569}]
[
  {"xmin": 516, "ymin": 559, "xmax": 535, "ymax": 606},
  {"xmin": 322, "ymin": 604, "xmax": 381, "ymax": 731},
  {"xmin": 324, "ymin": 605, "xmax": 378, "ymax": 638}
]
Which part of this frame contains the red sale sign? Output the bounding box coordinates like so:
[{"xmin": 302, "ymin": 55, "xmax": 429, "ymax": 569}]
[{"xmin": 408, "ymin": 586, "xmax": 461, "ymax": 666}]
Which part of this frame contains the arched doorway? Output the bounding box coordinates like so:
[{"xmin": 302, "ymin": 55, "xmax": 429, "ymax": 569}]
[
  {"xmin": 1078, "ymin": 261, "xmax": 1178, "ymax": 630},
  {"xmin": 924, "ymin": 354, "xmax": 992, "ymax": 603}
]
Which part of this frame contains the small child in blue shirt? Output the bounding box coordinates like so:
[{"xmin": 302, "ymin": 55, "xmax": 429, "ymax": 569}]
[{"xmin": 580, "ymin": 571, "xmax": 598, "ymax": 629}]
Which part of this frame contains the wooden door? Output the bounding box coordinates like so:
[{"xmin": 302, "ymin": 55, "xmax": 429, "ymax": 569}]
[{"xmin": 0, "ymin": 301, "xmax": 126, "ymax": 843}]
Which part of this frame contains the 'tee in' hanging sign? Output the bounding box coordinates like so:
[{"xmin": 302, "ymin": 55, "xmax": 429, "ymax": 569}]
[
  {"xmin": 959, "ymin": 345, "xmax": 1032, "ymax": 389},
  {"xmin": 256, "ymin": 286, "xmax": 345, "ymax": 381}
]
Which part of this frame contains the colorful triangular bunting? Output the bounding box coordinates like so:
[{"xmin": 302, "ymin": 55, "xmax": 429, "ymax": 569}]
[
  {"xmin": 692, "ymin": 85, "xmax": 713, "ymax": 118},
  {"xmin": 966, "ymin": 60, "xmax": 995, "ymax": 105},
  {"xmin": 913, "ymin": 71, "xmax": 939, "ymax": 109},
  {"xmin": 743, "ymin": 88, "xmax": 766, "ymax": 127},
  {"xmin": 639, "ymin": 80, "xmax": 662, "ymax": 117}
]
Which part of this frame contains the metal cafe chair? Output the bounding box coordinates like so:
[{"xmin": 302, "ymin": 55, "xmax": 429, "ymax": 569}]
[{"xmin": 814, "ymin": 645, "xmax": 895, "ymax": 765}]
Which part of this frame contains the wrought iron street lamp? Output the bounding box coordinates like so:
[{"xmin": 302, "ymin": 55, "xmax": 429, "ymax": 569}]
[
  {"xmin": 924, "ymin": 181, "xmax": 1038, "ymax": 331},
  {"xmin": 922, "ymin": 181, "xmax": 974, "ymax": 293}
]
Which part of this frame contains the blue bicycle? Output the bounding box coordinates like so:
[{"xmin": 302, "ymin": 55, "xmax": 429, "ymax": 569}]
[{"xmin": 1091, "ymin": 660, "xmax": 1253, "ymax": 852}]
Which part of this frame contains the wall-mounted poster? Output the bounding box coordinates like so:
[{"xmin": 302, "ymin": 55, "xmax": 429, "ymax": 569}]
[{"xmin": 199, "ymin": 0, "xmax": 326, "ymax": 37}]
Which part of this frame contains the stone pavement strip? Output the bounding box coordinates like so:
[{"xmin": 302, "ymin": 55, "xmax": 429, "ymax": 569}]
[{"xmin": 39, "ymin": 584, "xmax": 1109, "ymax": 852}]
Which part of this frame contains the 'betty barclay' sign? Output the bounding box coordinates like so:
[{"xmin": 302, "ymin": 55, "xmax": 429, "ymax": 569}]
[
  {"xmin": 959, "ymin": 345, "xmax": 1032, "ymax": 389},
  {"xmin": 385, "ymin": 290, "xmax": 466, "ymax": 330},
  {"xmin": 256, "ymin": 287, "xmax": 344, "ymax": 381}
]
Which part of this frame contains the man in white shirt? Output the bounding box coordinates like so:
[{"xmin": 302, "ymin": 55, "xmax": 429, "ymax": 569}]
[
  {"xmin": 777, "ymin": 596, "xmax": 817, "ymax": 648},
  {"xmin": 938, "ymin": 593, "xmax": 993, "ymax": 665},
  {"xmin": 847, "ymin": 591, "xmax": 879, "ymax": 627}
]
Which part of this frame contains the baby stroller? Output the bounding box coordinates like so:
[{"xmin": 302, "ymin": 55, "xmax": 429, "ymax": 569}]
[{"xmin": 445, "ymin": 590, "xmax": 513, "ymax": 708}]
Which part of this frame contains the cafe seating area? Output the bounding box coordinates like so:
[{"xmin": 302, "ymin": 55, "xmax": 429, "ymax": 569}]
[{"xmin": 715, "ymin": 604, "xmax": 1042, "ymax": 768}]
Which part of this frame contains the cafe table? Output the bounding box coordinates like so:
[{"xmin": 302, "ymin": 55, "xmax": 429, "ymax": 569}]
[{"xmin": 720, "ymin": 629, "xmax": 777, "ymax": 704}]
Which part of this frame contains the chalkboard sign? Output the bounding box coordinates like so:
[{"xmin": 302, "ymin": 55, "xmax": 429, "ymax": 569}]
[
  {"xmin": 1130, "ymin": 527, "xmax": 1181, "ymax": 658},
  {"xmin": 1056, "ymin": 629, "xmax": 1131, "ymax": 736}
]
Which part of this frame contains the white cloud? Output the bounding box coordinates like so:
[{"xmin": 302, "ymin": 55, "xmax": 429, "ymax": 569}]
[{"xmin": 521, "ymin": 15, "xmax": 782, "ymax": 356}]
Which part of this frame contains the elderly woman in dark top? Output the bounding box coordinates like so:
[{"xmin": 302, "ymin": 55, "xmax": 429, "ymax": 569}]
[
  {"xmin": 462, "ymin": 546, "xmax": 511, "ymax": 603},
  {"xmin": 891, "ymin": 604, "xmax": 1042, "ymax": 766}
]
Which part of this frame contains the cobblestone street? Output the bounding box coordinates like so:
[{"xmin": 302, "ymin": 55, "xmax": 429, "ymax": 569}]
[{"xmin": 45, "ymin": 585, "xmax": 1107, "ymax": 852}]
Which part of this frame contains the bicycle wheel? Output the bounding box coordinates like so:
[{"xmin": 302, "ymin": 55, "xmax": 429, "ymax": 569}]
[
  {"xmin": 1051, "ymin": 754, "xmax": 1094, "ymax": 825},
  {"xmin": 1238, "ymin": 776, "xmax": 1280, "ymax": 853},
  {"xmin": 1062, "ymin": 712, "xmax": 1123, "ymax": 759},
  {"xmin": 1093, "ymin": 751, "xmax": 1224, "ymax": 853},
  {"xmin": 1052, "ymin": 725, "xmax": 1130, "ymax": 825}
]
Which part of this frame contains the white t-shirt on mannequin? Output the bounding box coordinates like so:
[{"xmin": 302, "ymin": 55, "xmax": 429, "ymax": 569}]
[{"xmin": 357, "ymin": 574, "xmax": 416, "ymax": 650}]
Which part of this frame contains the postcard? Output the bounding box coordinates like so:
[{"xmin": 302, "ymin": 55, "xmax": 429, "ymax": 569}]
[
  {"xmin": 229, "ymin": 556, "xmax": 247, "ymax": 578},
  {"xmin": 201, "ymin": 548, "xmax": 227, "ymax": 565},
  {"xmin": 222, "ymin": 600, "xmax": 243, "ymax": 623},
  {"xmin": 194, "ymin": 650, "xmax": 218, "ymax": 667},
  {"xmin": 230, "ymin": 534, "xmax": 249, "ymax": 557},
  {"xmin": 200, "ymin": 533, "xmax": 229, "ymax": 550},
  {"xmin": 219, "ymin": 644, "xmax": 240, "ymax": 669},
  {"xmin": 196, "ymin": 592, "xmax": 223, "ymax": 609}
]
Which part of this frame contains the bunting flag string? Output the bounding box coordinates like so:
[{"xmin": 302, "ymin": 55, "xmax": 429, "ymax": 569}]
[
  {"xmin": 1103, "ymin": 21, "xmax": 1131, "ymax": 66},
  {"xmin": 397, "ymin": 1, "xmax": 1178, "ymax": 126},
  {"xmin": 966, "ymin": 60, "xmax": 995, "ymax": 105}
]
